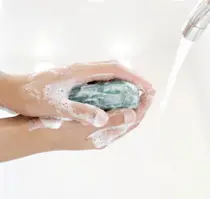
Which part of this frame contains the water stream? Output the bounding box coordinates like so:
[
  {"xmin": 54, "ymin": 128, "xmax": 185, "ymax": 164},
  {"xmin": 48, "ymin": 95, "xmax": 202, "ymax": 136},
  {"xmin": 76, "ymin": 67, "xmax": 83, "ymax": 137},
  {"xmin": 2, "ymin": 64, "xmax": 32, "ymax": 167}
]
[{"xmin": 159, "ymin": 37, "xmax": 193, "ymax": 114}]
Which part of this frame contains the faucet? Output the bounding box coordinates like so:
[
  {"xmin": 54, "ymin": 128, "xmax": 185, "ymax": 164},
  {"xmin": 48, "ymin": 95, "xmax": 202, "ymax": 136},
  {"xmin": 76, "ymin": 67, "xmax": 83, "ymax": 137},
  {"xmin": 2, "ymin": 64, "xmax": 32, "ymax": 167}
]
[{"xmin": 182, "ymin": 0, "xmax": 210, "ymax": 41}]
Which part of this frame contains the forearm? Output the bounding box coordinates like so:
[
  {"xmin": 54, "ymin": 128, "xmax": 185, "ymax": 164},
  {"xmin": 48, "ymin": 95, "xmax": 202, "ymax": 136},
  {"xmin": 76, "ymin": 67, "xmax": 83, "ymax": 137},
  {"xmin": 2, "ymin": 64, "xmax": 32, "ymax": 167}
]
[
  {"xmin": 0, "ymin": 72, "xmax": 28, "ymax": 112},
  {"xmin": 0, "ymin": 116, "xmax": 52, "ymax": 162},
  {"xmin": 0, "ymin": 71, "xmax": 13, "ymax": 107}
]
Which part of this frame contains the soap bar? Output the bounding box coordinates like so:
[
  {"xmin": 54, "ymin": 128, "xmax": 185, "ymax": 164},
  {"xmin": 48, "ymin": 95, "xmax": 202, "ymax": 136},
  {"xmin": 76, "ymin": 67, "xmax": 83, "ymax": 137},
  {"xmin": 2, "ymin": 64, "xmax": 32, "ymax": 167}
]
[{"xmin": 68, "ymin": 79, "xmax": 141, "ymax": 111}]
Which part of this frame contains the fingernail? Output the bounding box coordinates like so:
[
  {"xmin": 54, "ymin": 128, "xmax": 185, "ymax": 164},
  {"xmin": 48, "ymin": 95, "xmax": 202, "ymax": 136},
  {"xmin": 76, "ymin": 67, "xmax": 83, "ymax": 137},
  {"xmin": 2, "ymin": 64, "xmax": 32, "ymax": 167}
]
[
  {"xmin": 123, "ymin": 109, "xmax": 136, "ymax": 124},
  {"xmin": 92, "ymin": 110, "xmax": 109, "ymax": 128}
]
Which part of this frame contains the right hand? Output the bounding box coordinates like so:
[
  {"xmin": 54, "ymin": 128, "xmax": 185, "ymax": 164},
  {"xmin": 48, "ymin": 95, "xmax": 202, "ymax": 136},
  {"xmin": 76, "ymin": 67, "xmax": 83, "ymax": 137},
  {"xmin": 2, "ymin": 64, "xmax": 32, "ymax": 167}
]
[
  {"xmin": 31, "ymin": 108, "xmax": 137, "ymax": 150},
  {"xmin": 30, "ymin": 89, "xmax": 155, "ymax": 150}
]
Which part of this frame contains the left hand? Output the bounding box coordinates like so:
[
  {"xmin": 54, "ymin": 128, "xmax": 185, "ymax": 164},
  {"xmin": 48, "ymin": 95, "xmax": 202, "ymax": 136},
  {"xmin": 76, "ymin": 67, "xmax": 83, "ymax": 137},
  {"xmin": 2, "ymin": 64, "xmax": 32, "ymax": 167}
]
[{"xmin": 6, "ymin": 61, "xmax": 155, "ymax": 127}]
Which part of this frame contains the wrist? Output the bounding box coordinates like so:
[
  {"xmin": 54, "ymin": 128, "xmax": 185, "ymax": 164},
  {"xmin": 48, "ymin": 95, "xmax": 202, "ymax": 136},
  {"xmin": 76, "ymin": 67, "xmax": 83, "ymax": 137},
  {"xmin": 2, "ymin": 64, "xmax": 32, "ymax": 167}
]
[
  {"xmin": 0, "ymin": 116, "xmax": 54, "ymax": 162},
  {"xmin": 25, "ymin": 121, "xmax": 55, "ymax": 156}
]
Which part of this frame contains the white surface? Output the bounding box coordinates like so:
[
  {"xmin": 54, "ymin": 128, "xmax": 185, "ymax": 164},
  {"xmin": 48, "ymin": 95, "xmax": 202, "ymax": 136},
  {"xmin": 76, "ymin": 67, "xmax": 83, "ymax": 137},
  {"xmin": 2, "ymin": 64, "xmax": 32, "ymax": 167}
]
[{"xmin": 1, "ymin": 0, "xmax": 210, "ymax": 199}]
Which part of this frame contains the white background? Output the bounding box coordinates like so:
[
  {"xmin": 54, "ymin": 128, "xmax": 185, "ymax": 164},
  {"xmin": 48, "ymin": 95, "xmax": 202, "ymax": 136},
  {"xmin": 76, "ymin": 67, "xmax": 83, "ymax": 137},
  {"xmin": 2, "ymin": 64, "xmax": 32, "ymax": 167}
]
[{"xmin": 1, "ymin": 0, "xmax": 210, "ymax": 198}]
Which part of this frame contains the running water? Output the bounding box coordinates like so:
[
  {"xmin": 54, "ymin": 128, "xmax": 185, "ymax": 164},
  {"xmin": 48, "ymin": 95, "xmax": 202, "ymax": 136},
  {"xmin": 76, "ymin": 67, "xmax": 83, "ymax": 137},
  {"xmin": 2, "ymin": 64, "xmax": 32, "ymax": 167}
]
[{"xmin": 159, "ymin": 37, "xmax": 193, "ymax": 114}]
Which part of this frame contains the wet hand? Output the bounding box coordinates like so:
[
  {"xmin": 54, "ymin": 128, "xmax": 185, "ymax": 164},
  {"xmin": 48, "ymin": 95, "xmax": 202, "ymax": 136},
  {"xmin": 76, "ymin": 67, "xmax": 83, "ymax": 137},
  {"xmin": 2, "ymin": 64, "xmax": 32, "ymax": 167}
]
[
  {"xmin": 32, "ymin": 108, "xmax": 137, "ymax": 150},
  {"xmin": 9, "ymin": 61, "xmax": 155, "ymax": 128}
]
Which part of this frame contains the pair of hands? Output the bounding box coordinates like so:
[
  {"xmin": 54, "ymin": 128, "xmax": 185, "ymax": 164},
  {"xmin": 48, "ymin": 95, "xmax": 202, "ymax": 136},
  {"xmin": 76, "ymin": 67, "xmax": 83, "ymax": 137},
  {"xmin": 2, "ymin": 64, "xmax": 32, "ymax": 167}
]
[{"xmin": 3, "ymin": 61, "xmax": 155, "ymax": 150}]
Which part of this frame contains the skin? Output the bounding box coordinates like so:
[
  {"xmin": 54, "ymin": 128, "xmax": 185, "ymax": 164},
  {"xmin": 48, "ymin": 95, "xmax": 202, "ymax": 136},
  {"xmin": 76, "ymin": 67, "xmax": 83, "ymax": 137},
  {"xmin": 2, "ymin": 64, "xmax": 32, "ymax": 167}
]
[
  {"xmin": 0, "ymin": 60, "xmax": 155, "ymax": 162},
  {"xmin": 0, "ymin": 109, "xmax": 136, "ymax": 162},
  {"xmin": 0, "ymin": 61, "xmax": 155, "ymax": 127}
]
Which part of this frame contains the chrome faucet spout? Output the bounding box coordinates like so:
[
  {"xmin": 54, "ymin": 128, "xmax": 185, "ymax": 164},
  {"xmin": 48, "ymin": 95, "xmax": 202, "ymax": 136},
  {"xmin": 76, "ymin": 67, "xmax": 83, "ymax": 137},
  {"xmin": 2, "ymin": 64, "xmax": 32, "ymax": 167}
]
[{"xmin": 182, "ymin": 0, "xmax": 210, "ymax": 41}]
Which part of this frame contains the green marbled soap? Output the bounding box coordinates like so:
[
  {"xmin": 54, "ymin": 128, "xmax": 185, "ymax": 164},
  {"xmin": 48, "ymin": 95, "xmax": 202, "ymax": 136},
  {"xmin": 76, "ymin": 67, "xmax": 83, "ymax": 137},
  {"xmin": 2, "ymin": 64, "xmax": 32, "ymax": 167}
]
[{"xmin": 68, "ymin": 79, "xmax": 141, "ymax": 111}]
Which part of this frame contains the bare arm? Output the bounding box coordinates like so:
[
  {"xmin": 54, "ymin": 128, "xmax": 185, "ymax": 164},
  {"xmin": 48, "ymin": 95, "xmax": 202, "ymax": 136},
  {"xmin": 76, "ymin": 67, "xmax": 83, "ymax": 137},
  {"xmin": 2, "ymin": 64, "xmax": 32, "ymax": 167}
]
[
  {"xmin": 0, "ymin": 108, "xmax": 138, "ymax": 162},
  {"xmin": 0, "ymin": 72, "xmax": 24, "ymax": 111},
  {"xmin": 0, "ymin": 72, "xmax": 12, "ymax": 107},
  {"xmin": 0, "ymin": 116, "xmax": 51, "ymax": 162}
]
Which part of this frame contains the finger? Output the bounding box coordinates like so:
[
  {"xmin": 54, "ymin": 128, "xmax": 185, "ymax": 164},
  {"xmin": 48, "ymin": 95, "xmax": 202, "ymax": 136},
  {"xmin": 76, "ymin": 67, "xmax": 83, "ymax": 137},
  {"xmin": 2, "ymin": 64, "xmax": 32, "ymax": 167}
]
[
  {"xmin": 50, "ymin": 99, "xmax": 109, "ymax": 128},
  {"xmin": 87, "ymin": 109, "xmax": 136, "ymax": 149},
  {"xmin": 109, "ymin": 90, "xmax": 155, "ymax": 142},
  {"xmin": 108, "ymin": 90, "xmax": 155, "ymax": 142},
  {"xmin": 43, "ymin": 76, "xmax": 110, "ymax": 127},
  {"xmin": 66, "ymin": 61, "xmax": 153, "ymax": 92},
  {"xmin": 104, "ymin": 116, "xmax": 142, "ymax": 146},
  {"xmin": 135, "ymin": 91, "xmax": 155, "ymax": 123},
  {"xmin": 108, "ymin": 120, "xmax": 140, "ymax": 144}
]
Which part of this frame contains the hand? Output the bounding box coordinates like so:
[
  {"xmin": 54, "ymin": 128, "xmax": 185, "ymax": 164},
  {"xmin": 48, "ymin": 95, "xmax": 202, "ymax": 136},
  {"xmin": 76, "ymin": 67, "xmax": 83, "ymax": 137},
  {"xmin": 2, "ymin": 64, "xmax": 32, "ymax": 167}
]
[
  {"xmin": 31, "ymin": 108, "xmax": 138, "ymax": 150},
  {"xmin": 0, "ymin": 103, "xmax": 155, "ymax": 162},
  {"xmin": 7, "ymin": 61, "xmax": 155, "ymax": 128}
]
